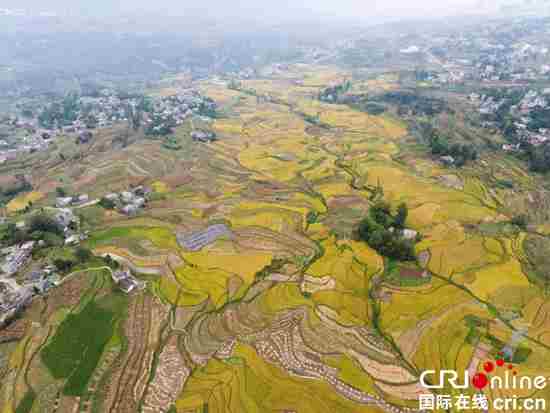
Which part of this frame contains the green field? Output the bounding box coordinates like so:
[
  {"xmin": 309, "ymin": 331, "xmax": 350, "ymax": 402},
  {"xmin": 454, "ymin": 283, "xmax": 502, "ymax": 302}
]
[{"xmin": 41, "ymin": 294, "xmax": 127, "ymax": 396}]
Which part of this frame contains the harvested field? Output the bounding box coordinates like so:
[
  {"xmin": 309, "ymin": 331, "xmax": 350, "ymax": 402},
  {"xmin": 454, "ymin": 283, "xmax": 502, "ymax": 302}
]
[
  {"xmin": 100, "ymin": 294, "xmax": 168, "ymax": 412},
  {"xmin": 142, "ymin": 336, "xmax": 190, "ymax": 413}
]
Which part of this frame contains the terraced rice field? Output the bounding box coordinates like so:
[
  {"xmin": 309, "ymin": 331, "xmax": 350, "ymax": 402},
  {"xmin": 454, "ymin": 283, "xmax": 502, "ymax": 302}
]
[{"xmin": 4, "ymin": 65, "xmax": 550, "ymax": 413}]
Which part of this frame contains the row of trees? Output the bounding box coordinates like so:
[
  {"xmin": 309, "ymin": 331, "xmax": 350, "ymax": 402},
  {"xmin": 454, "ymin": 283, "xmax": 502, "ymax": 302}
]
[{"xmin": 357, "ymin": 201, "xmax": 417, "ymax": 261}]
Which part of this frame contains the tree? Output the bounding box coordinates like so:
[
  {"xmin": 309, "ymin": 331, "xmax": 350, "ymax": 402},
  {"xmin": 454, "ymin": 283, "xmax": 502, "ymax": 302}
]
[
  {"xmin": 126, "ymin": 103, "xmax": 142, "ymax": 131},
  {"xmin": 99, "ymin": 197, "xmax": 116, "ymax": 210},
  {"xmin": 306, "ymin": 211, "xmax": 318, "ymax": 225},
  {"xmin": 103, "ymin": 254, "xmax": 120, "ymax": 270},
  {"xmin": 358, "ymin": 201, "xmax": 417, "ymax": 261},
  {"xmin": 85, "ymin": 114, "xmax": 98, "ymax": 129},
  {"xmin": 75, "ymin": 247, "xmax": 93, "ymax": 263},
  {"xmin": 449, "ymin": 143, "xmax": 462, "ymax": 157},
  {"xmin": 370, "ymin": 201, "xmax": 393, "ymax": 228},
  {"xmin": 394, "ymin": 203, "xmax": 408, "ymax": 229},
  {"xmin": 2, "ymin": 223, "xmax": 26, "ymax": 245},
  {"xmin": 390, "ymin": 238, "xmax": 416, "ymax": 261},
  {"xmin": 42, "ymin": 232, "xmax": 64, "ymax": 247},
  {"xmin": 454, "ymin": 156, "xmax": 466, "ymax": 168},
  {"xmin": 59, "ymin": 92, "xmax": 80, "ymax": 124},
  {"xmin": 367, "ymin": 229, "xmax": 386, "ymax": 250},
  {"xmin": 511, "ymin": 214, "xmax": 528, "ymax": 230},
  {"xmin": 29, "ymin": 214, "xmax": 63, "ymax": 236},
  {"xmin": 430, "ymin": 135, "xmax": 449, "ymax": 155},
  {"xmin": 358, "ymin": 216, "xmax": 382, "ymax": 242},
  {"xmin": 53, "ymin": 258, "xmax": 74, "ymax": 273},
  {"xmin": 526, "ymin": 142, "xmax": 550, "ymax": 173},
  {"xmin": 56, "ymin": 187, "xmax": 67, "ymax": 197}
]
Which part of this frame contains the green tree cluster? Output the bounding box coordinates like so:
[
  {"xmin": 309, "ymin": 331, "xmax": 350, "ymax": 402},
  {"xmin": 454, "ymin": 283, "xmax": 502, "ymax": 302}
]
[
  {"xmin": 2, "ymin": 213, "xmax": 64, "ymax": 247},
  {"xmin": 53, "ymin": 258, "xmax": 75, "ymax": 273},
  {"xmin": 29, "ymin": 214, "xmax": 63, "ymax": 236},
  {"xmin": 38, "ymin": 92, "xmax": 80, "ymax": 129},
  {"xmin": 98, "ymin": 197, "xmax": 116, "ymax": 210},
  {"xmin": 75, "ymin": 247, "xmax": 93, "ymax": 263},
  {"xmin": 511, "ymin": 214, "xmax": 528, "ymax": 230},
  {"xmin": 358, "ymin": 201, "xmax": 416, "ymax": 261},
  {"xmin": 430, "ymin": 136, "xmax": 478, "ymax": 167},
  {"xmin": 525, "ymin": 142, "xmax": 550, "ymax": 173},
  {"xmin": 56, "ymin": 187, "xmax": 68, "ymax": 197}
]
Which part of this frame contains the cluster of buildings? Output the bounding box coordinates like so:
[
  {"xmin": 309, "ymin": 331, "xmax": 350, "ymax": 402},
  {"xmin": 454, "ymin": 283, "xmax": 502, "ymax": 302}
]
[
  {"xmin": 0, "ymin": 241, "xmax": 35, "ymax": 277},
  {"xmin": 69, "ymin": 89, "xmax": 216, "ymax": 136},
  {"xmin": 1, "ymin": 261, "xmax": 64, "ymax": 329},
  {"xmin": 0, "ymin": 87, "xmax": 218, "ymax": 164},
  {"xmin": 517, "ymin": 90, "xmax": 549, "ymax": 113},
  {"xmin": 470, "ymin": 88, "xmax": 550, "ymax": 150},
  {"xmin": 26, "ymin": 265, "xmax": 60, "ymax": 295},
  {"xmin": 414, "ymin": 52, "xmax": 547, "ymax": 86},
  {"xmin": 0, "ymin": 281, "xmax": 32, "ymax": 328},
  {"xmin": 78, "ymin": 92, "xmax": 136, "ymax": 128},
  {"xmin": 0, "ymin": 244, "xmax": 61, "ymax": 328},
  {"xmin": 0, "ymin": 191, "xmax": 90, "ymax": 329},
  {"xmin": 506, "ymin": 127, "xmax": 550, "ymax": 148},
  {"xmin": 151, "ymin": 91, "xmax": 216, "ymax": 123},
  {"xmin": 433, "ymin": 71, "xmax": 466, "ymax": 85},
  {"xmin": 392, "ymin": 16, "xmax": 550, "ymax": 88},
  {"xmin": 513, "ymin": 90, "xmax": 550, "ymax": 147},
  {"xmin": 56, "ymin": 193, "xmax": 90, "ymax": 208},
  {"xmin": 0, "ymin": 119, "xmax": 55, "ymax": 164},
  {"xmin": 79, "ymin": 89, "xmax": 216, "ymax": 131},
  {"xmin": 144, "ymin": 91, "xmax": 217, "ymax": 136},
  {"xmin": 474, "ymin": 42, "xmax": 550, "ymax": 82},
  {"xmin": 54, "ymin": 208, "xmax": 89, "ymax": 246},
  {"xmin": 469, "ymin": 94, "xmax": 504, "ymax": 115},
  {"xmin": 191, "ymin": 130, "xmax": 217, "ymax": 143},
  {"xmin": 103, "ymin": 185, "xmax": 150, "ymax": 216},
  {"xmin": 111, "ymin": 269, "xmax": 146, "ymax": 294}
]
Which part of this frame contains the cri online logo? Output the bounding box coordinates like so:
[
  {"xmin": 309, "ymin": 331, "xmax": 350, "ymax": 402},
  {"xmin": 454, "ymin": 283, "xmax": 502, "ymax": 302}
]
[{"xmin": 420, "ymin": 353, "xmax": 547, "ymax": 391}]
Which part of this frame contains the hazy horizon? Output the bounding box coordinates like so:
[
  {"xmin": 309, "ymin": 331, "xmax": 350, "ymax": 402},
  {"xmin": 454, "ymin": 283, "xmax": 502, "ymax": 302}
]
[{"xmin": 1, "ymin": 0, "xmax": 505, "ymax": 22}]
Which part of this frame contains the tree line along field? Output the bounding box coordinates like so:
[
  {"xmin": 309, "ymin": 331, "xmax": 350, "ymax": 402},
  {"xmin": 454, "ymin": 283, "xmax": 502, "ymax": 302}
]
[{"xmin": 2, "ymin": 65, "xmax": 550, "ymax": 413}]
